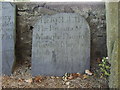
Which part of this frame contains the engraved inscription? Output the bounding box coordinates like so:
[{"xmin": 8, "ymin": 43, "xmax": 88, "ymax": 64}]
[
  {"xmin": 2, "ymin": 16, "xmax": 14, "ymax": 40},
  {"xmin": 0, "ymin": 2, "xmax": 16, "ymax": 75},
  {"xmin": 32, "ymin": 13, "xmax": 90, "ymax": 76}
]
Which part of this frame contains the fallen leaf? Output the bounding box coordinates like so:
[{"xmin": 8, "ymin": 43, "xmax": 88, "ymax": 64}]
[
  {"xmin": 67, "ymin": 73, "xmax": 81, "ymax": 80},
  {"xmin": 67, "ymin": 75, "xmax": 73, "ymax": 80},
  {"xmin": 76, "ymin": 73, "xmax": 81, "ymax": 77},
  {"xmin": 72, "ymin": 73, "xmax": 79, "ymax": 78},
  {"xmin": 50, "ymin": 76, "xmax": 55, "ymax": 79},
  {"xmin": 85, "ymin": 70, "xmax": 93, "ymax": 76},
  {"xmin": 18, "ymin": 78, "xmax": 23, "ymax": 82},
  {"xmin": 66, "ymin": 82, "xmax": 70, "ymax": 85},
  {"xmin": 56, "ymin": 77, "xmax": 59, "ymax": 79},
  {"xmin": 97, "ymin": 58, "xmax": 102, "ymax": 63},
  {"xmin": 34, "ymin": 76, "xmax": 42, "ymax": 83},
  {"xmin": 62, "ymin": 76, "xmax": 68, "ymax": 81},
  {"xmin": 65, "ymin": 73, "xmax": 68, "ymax": 77},
  {"xmin": 72, "ymin": 73, "xmax": 81, "ymax": 78},
  {"xmin": 25, "ymin": 78, "xmax": 33, "ymax": 84},
  {"xmin": 83, "ymin": 74, "xmax": 88, "ymax": 79}
]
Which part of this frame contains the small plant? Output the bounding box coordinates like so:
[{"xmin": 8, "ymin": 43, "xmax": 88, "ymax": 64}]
[{"xmin": 99, "ymin": 57, "xmax": 111, "ymax": 78}]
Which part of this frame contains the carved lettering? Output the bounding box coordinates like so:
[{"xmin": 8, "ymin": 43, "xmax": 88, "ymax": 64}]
[{"xmin": 32, "ymin": 13, "xmax": 90, "ymax": 76}]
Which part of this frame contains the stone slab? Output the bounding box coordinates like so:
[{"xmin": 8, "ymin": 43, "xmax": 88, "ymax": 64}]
[
  {"xmin": 106, "ymin": 2, "xmax": 120, "ymax": 88},
  {"xmin": 32, "ymin": 13, "xmax": 90, "ymax": 76},
  {"xmin": 0, "ymin": 2, "xmax": 16, "ymax": 75}
]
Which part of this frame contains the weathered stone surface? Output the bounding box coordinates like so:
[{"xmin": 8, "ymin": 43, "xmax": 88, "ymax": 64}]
[
  {"xmin": 106, "ymin": 2, "xmax": 120, "ymax": 88},
  {"xmin": 32, "ymin": 13, "xmax": 90, "ymax": 76},
  {"xmin": 15, "ymin": 3, "xmax": 106, "ymax": 68},
  {"xmin": 0, "ymin": 2, "xmax": 16, "ymax": 75}
]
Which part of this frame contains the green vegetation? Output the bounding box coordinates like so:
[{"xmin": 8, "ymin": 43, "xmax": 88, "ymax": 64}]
[{"xmin": 99, "ymin": 57, "xmax": 111, "ymax": 78}]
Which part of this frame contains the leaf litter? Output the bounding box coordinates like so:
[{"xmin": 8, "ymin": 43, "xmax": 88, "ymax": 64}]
[{"xmin": 2, "ymin": 60, "xmax": 109, "ymax": 88}]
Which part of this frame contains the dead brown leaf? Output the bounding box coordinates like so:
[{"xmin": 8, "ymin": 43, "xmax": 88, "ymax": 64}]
[
  {"xmin": 34, "ymin": 76, "xmax": 43, "ymax": 83},
  {"xmin": 72, "ymin": 73, "xmax": 78, "ymax": 77},
  {"xmin": 97, "ymin": 58, "xmax": 102, "ymax": 63},
  {"xmin": 67, "ymin": 75, "xmax": 73, "ymax": 80},
  {"xmin": 83, "ymin": 74, "xmax": 88, "ymax": 79},
  {"xmin": 67, "ymin": 73, "xmax": 81, "ymax": 80},
  {"xmin": 18, "ymin": 78, "xmax": 24, "ymax": 82}
]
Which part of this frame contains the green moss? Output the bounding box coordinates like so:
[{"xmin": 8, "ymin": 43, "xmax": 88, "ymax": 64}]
[{"xmin": 106, "ymin": 2, "xmax": 120, "ymax": 88}]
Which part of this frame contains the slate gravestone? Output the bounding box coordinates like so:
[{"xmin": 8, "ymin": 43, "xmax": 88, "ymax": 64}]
[
  {"xmin": 32, "ymin": 13, "xmax": 90, "ymax": 76},
  {"xmin": 0, "ymin": 2, "xmax": 16, "ymax": 75}
]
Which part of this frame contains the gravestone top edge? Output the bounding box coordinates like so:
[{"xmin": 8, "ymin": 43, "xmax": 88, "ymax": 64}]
[
  {"xmin": 34, "ymin": 13, "xmax": 90, "ymax": 29},
  {"xmin": 0, "ymin": 2, "xmax": 15, "ymax": 7}
]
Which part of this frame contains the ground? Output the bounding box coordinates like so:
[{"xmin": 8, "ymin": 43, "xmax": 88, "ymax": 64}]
[{"xmin": 2, "ymin": 59, "xmax": 109, "ymax": 88}]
